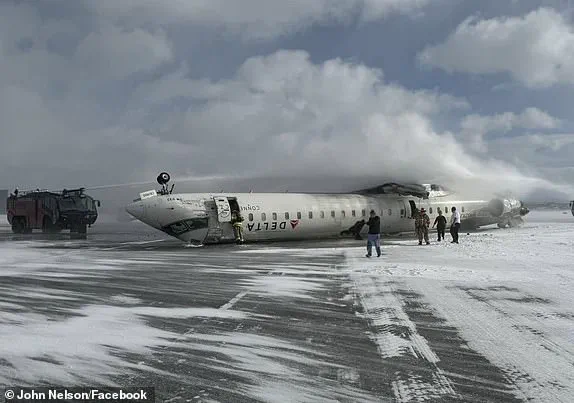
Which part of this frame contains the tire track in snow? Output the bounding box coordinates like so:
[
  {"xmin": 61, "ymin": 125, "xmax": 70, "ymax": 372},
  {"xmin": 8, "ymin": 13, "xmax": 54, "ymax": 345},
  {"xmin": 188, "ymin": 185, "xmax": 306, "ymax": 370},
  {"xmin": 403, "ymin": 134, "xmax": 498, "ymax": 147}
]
[
  {"xmin": 420, "ymin": 283, "xmax": 574, "ymax": 402},
  {"xmin": 347, "ymin": 253, "xmax": 457, "ymax": 402}
]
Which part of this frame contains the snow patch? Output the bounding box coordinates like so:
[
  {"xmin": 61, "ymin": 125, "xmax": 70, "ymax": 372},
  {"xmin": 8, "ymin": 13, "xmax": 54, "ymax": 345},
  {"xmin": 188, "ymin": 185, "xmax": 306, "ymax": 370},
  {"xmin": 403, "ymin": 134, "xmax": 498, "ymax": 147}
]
[{"xmin": 0, "ymin": 304, "xmax": 251, "ymax": 385}]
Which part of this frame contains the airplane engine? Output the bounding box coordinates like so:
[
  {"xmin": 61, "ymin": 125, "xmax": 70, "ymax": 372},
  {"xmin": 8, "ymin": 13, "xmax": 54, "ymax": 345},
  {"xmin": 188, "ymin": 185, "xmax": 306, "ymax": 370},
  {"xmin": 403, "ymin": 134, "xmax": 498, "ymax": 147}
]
[{"xmin": 487, "ymin": 198, "xmax": 522, "ymax": 217}]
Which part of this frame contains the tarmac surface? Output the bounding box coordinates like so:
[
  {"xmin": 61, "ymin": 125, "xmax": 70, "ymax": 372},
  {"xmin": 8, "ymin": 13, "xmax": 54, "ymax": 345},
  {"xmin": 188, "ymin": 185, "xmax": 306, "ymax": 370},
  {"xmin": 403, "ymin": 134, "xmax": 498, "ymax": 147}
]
[{"xmin": 0, "ymin": 214, "xmax": 572, "ymax": 402}]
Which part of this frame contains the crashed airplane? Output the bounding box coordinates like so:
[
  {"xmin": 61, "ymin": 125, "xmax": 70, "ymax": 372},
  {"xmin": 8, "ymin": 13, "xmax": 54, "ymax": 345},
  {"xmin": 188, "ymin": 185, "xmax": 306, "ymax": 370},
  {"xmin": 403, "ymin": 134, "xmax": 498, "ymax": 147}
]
[{"xmin": 126, "ymin": 173, "xmax": 530, "ymax": 244}]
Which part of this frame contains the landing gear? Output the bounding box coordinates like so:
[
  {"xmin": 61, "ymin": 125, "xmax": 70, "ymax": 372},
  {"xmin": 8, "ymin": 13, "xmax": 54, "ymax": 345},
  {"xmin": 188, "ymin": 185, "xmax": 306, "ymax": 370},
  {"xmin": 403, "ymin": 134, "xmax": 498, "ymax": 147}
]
[
  {"xmin": 11, "ymin": 217, "xmax": 25, "ymax": 234},
  {"xmin": 509, "ymin": 217, "xmax": 524, "ymax": 227},
  {"xmin": 497, "ymin": 216, "xmax": 524, "ymax": 228}
]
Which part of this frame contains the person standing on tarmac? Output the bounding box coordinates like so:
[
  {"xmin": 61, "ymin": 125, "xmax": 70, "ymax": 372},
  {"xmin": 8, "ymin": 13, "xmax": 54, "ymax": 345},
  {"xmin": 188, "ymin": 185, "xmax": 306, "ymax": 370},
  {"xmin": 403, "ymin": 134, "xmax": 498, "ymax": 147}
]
[
  {"xmin": 231, "ymin": 211, "xmax": 244, "ymax": 244},
  {"xmin": 365, "ymin": 210, "xmax": 381, "ymax": 257},
  {"xmin": 415, "ymin": 208, "xmax": 430, "ymax": 245},
  {"xmin": 449, "ymin": 206, "xmax": 461, "ymax": 243},
  {"xmin": 433, "ymin": 209, "xmax": 447, "ymax": 241}
]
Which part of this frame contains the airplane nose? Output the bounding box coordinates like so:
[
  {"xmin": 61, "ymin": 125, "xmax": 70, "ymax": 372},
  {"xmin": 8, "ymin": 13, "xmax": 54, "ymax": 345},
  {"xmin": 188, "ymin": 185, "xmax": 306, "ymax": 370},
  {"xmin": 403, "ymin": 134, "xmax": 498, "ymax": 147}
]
[{"xmin": 126, "ymin": 201, "xmax": 144, "ymax": 220}]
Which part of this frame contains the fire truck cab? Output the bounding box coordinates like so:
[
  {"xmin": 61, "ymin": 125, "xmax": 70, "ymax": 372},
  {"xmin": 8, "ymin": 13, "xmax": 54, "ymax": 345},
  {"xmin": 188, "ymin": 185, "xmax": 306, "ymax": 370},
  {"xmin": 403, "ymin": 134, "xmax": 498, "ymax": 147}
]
[{"xmin": 7, "ymin": 188, "xmax": 100, "ymax": 238}]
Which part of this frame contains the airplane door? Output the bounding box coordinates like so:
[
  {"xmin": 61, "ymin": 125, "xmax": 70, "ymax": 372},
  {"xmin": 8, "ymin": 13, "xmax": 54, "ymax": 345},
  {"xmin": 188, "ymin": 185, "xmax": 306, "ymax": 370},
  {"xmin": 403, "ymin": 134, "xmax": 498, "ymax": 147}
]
[
  {"xmin": 399, "ymin": 200, "xmax": 407, "ymax": 218},
  {"xmin": 213, "ymin": 196, "xmax": 232, "ymax": 222},
  {"xmin": 397, "ymin": 200, "xmax": 412, "ymax": 232},
  {"xmin": 408, "ymin": 200, "xmax": 418, "ymax": 218}
]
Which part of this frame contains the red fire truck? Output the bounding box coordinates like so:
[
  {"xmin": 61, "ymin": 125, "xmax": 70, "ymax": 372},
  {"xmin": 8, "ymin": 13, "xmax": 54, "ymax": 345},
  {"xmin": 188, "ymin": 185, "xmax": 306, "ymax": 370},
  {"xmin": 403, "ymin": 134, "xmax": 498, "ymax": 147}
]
[{"xmin": 6, "ymin": 188, "xmax": 100, "ymax": 238}]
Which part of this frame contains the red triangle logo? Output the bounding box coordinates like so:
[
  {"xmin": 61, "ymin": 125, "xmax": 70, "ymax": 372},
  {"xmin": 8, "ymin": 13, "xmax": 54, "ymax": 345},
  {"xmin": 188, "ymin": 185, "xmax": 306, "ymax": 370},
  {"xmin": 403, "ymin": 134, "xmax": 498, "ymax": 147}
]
[{"xmin": 290, "ymin": 219, "xmax": 299, "ymax": 229}]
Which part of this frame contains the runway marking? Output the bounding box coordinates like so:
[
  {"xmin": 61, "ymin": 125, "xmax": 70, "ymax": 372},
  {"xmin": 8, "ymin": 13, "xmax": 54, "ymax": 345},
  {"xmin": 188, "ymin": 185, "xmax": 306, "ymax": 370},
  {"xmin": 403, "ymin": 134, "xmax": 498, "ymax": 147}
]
[{"xmin": 220, "ymin": 291, "xmax": 249, "ymax": 310}]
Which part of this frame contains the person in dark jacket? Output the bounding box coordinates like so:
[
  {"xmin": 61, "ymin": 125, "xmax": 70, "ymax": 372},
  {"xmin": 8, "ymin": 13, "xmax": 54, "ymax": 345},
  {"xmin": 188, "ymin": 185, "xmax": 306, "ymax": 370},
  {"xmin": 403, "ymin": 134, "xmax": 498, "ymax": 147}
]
[
  {"xmin": 364, "ymin": 210, "xmax": 381, "ymax": 257},
  {"xmin": 432, "ymin": 208, "xmax": 447, "ymax": 241}
]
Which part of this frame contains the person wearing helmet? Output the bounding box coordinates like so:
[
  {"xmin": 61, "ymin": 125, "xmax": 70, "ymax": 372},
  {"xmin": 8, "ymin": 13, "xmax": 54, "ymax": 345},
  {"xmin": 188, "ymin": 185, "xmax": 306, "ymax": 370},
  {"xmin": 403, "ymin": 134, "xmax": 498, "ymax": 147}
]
[
  {"xmin": 415, "ymin": 207, "xmax": 430, "ymax": 245},
  {"xmin": 231, "ymin": 210, "xmax": 245, "ymax": 244}
]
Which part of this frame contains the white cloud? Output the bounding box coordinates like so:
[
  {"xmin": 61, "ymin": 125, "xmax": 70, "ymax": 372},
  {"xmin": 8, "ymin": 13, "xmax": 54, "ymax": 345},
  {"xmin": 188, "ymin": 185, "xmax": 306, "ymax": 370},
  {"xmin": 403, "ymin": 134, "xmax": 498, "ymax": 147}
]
[
  {"xmin": 418, "ymin": 7, "xmax": 574, "ymax": 88},
  {"xmin": 460, "ymin": 107, "xmax": 561, "ymax": 152},
  {"xmin": 487, "ymin": 133, "xmax": 574, "ymax": 191},
  {"xmin": 88, "ymin": 0, "xmax": 430, "ymax": 41},
  {"xmin": 74, "ymin": 26, "xmax": 173, "ymax": 79}
]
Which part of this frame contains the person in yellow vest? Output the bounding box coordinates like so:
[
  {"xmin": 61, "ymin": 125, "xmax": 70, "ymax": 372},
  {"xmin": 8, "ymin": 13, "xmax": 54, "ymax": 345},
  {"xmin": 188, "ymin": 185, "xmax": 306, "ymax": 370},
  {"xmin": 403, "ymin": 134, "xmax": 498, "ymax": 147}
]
[{"xmin": 231, "ymin": 211, "xmax": 244, "ymax": 244}]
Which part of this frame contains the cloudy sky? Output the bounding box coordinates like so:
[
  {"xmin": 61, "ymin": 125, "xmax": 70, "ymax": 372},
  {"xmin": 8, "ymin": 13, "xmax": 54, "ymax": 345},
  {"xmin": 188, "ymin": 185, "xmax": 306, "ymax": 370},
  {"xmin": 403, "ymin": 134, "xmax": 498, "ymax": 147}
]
[{"xmin": 2, "ymin": 0, "xmax": 574, "ymax": 204}]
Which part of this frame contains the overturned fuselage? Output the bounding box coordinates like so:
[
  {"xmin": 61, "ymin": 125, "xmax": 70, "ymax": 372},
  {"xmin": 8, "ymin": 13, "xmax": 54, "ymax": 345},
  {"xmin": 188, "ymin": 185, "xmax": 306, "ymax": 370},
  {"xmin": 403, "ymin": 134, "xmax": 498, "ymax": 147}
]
[{"xmin": 126, "ymin": 176, "xmax": 529, "ymax": 244}]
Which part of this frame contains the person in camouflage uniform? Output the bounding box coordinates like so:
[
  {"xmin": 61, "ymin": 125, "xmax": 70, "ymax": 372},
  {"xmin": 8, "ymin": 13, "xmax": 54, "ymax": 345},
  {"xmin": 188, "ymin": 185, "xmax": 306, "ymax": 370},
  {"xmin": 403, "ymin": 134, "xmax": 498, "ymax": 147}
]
[
  {"xmin": 231, "ymin": 211, "xmax": 244, "ymax": 244},
  {"xmin": 415, "ymin": 207, "xmax": 430, "ymax": 245}
]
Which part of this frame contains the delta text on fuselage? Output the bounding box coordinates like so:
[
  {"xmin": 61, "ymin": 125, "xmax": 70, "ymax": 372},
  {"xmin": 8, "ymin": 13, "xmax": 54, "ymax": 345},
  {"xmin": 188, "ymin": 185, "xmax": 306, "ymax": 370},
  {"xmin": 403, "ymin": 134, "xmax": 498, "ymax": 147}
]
[{"xmin": 125, "ymin": 173, "xmax": 530, "ymax": 245}]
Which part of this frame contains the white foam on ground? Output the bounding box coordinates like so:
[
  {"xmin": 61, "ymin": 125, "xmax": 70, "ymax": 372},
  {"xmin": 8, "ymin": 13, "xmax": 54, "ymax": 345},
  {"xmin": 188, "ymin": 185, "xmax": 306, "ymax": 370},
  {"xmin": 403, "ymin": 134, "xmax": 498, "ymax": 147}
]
[{"xmin": 341, "ymin": 210, "xmax": 574, "ymax": 402}]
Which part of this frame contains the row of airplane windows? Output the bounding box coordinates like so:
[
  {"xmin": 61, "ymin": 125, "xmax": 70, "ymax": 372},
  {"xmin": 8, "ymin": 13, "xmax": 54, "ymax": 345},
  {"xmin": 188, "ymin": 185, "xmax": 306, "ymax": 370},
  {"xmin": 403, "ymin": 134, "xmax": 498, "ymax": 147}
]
[{"xmin": 246, "ymin": 206, "xmax": 465, "ymax": 222}]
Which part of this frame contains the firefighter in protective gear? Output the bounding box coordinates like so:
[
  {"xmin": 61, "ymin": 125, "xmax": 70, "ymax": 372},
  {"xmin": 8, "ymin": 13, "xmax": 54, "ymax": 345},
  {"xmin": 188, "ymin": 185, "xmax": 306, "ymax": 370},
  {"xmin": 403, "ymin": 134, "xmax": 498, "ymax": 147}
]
[
  {"xmin": 231, "ymin": 211, "xmax": 244, "ymax": 244},
  {"xmin": 415, "ymin": 208, "xmax": 430, "ymax": 245}
]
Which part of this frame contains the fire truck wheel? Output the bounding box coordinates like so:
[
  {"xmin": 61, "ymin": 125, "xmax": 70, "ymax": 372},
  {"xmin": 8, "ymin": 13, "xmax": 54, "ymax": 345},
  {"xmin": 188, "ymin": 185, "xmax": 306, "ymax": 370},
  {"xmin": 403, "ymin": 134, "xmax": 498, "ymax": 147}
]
[
  {"xmin": 42, "ymin": 217, "xmax": 52, "ymax": 233},
  {"xmin": 11, "ymin": 218, "xmax": 24, "ymax": 234},
  {"xmin": 70, "ymin": 224, "xmax": 87, "ymax": 239}
]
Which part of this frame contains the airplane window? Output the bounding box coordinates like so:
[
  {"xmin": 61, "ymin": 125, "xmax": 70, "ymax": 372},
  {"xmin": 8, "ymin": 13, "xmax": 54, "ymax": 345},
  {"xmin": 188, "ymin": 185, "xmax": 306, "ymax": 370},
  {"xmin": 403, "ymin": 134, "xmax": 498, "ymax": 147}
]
[
  {"xmin": 248, "ymin": 213, "xmax": 253, "ymax": 221},
  {"xmin": 261, "ymin": 213, "xmax": 266, "ymax": 221},
  {"xmin": 388, "ymin": 209, "xmax": 392, "ymax": 216},
  {"xmin": 362, "ymin": 209, "xmax": 366, "ymax": 217},
  {"xmin": 401, "ymin": 209, "xmax": 405, "ymax": 216},
  {"xmin": 341, "ymin": 210, "xmax": 346, "ymax": 218},
  {"xmin": 285, "ymin": 212, "xmax": 289, "ymax": 219},
  {"xmin": 183, "ymin": 218, "xmax": 208, "ymax": 230},
  {"xmin": 352, "ymin": 210, "xmax": 356, "ymax": 217},
  {"xmin": 168, "ymin": 221, "xmax": 188, "ymax": 234},
  {"xmin": 297, "ymin": 212, "xmax": 302, "ymax": 219},
  {"xmin": 331, "ymin": 210, "xmax": 335, "ymax": 218},
  {"xmin": 320, "ymin": 211, "xmax": 325, "ymax": 218},
  {"xmin": 308, "ymin": 211, "xmax": 313, "ymax": 219},
  {"xmin": 272, "ymin": 212, "xmax": 277, "ymax": 220},
  {"xmin": 429, "ymin": 207, "xmax": 433, "ymax": 214}
]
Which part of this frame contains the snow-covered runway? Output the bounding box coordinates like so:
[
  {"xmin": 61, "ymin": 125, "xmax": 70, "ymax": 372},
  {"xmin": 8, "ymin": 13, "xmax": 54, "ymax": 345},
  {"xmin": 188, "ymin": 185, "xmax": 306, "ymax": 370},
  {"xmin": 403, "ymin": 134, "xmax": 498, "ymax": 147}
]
[
  {"xmin": 0, "ymin": 210, "xmax": 572, "ymax": 402},
  {"xmin": 346, "ymin": 210, "xmax": 574, "ymax": 402}
]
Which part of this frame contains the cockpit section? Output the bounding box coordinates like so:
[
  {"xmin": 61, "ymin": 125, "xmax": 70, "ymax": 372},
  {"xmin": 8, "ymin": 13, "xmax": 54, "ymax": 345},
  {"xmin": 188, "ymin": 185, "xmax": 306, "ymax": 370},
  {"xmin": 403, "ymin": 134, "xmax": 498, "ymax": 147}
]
[
  {"xmin": 125, "ymin": 173, "xmax": 214, "ymax": 244},
  {"xmin": 161, "ymin": 218, "xmax": 209, "ymax": 237}
]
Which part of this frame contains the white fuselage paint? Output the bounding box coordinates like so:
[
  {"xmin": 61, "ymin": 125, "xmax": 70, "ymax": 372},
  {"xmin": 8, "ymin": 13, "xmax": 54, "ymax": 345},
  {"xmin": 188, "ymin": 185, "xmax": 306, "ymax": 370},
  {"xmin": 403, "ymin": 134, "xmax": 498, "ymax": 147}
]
[{"xmin": 126, "ymin": 190, "xmax": 523, "ymax": 244}]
